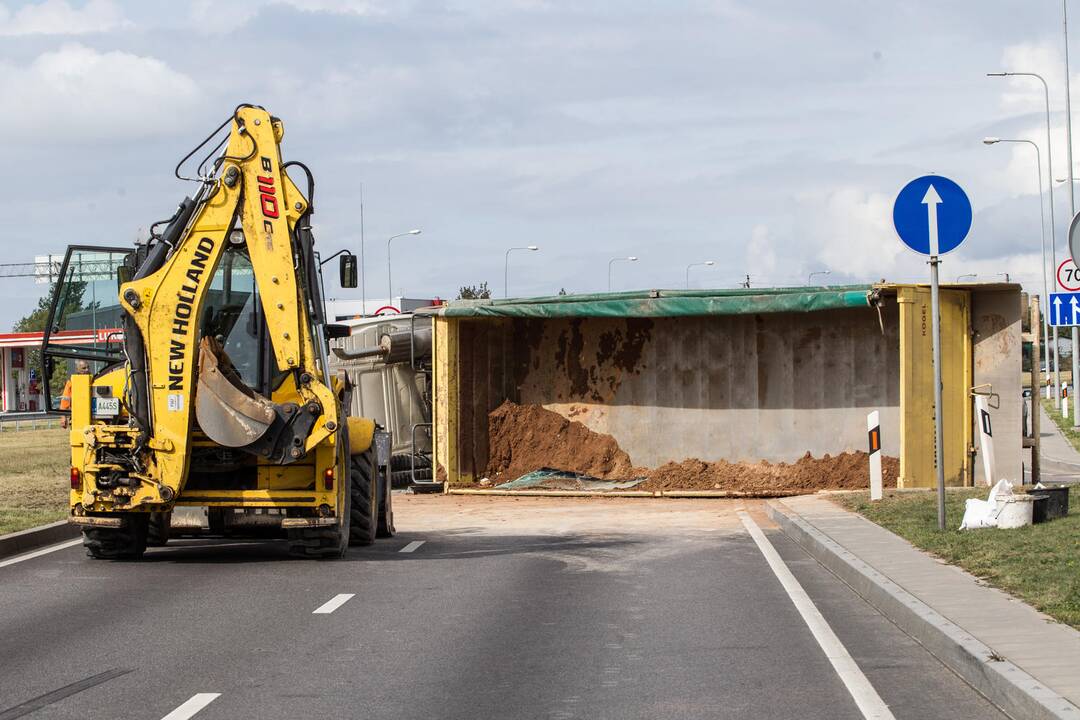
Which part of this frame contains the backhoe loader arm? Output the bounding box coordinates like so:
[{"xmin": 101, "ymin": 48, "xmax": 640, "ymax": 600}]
[{"xmin": 116, "ymin": 105, "xmax": 338, "ymax": 508}]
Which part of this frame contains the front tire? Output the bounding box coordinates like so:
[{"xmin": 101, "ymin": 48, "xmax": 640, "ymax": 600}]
[
  {"xmin": 84, "ymin": 514, "xmax": 149, "ymax": 560},
  {"xmin": 349, "ymin": 448, "xmax": 378, "ymax": 546}
]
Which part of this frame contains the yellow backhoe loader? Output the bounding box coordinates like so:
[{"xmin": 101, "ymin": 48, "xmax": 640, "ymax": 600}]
[{"xmin": 40, "ymin": 104, "xmax": 394, "ymax": 559}]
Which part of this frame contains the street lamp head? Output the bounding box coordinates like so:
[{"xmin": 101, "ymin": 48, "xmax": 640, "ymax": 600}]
[
  {"xmin": 982, "ymin": 137, "xmax": 1000, "ymax": 145},
  {"xmin": 628, "ymin": 256, "xmax": 638, "ymax": 262},
  {"xmin": 408, "ymin": 229, "xmax": 422, "ymax": 235},
  {"xmin": 986, "ymin": 72, "xmax": 1009, "ymax": 77},
  {"xmin": 704, "ymin": 260, "xmax": 715, "ymax": 266},
  {"xmin": 527, "ymin": 245, "xmax": 539, "ymax": 251}
]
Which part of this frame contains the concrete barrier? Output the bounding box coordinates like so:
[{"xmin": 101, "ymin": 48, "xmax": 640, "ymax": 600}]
[{"xmin": 0, "ymin": 520, "xmax": 80, "ymax": 560}]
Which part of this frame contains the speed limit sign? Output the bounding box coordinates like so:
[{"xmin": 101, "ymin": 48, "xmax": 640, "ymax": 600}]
[{"xmin": 1058, "ymin": 258, "xmax": 1080, "ymax": 292}]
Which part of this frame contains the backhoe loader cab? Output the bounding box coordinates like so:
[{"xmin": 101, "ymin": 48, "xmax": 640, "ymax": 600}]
[{"xmin": 41, "ymin": 105, "xmax": 394, "ymax": 559}]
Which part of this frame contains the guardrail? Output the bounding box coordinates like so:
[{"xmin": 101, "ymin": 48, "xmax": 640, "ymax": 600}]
[{"xmin": 0, "ymin": 416, "xmax": 62, "ymax": 432}]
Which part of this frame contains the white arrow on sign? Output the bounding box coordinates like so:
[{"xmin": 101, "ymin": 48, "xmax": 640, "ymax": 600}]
[
  {"xmin": 922, "ymin": 184, "xmax": 942, "ymax": 255},
  {"xmin": 1055, "ymin": 295, "xmax": 1064, "ymax": 325},
  {"xmin": 1072, "ymin": 296, "xmax": 1080, "ymax": 325}
]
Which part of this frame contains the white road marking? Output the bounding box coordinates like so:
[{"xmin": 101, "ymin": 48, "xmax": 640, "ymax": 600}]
[
  {"xmin": 400, "ymin": 540, "xmax": 425, "ymax": 553},
  {"xmin": 738, "ymin": 511, "xmax": 895, "ymax": 720},
  {"xmin": 160, "ymin": 693, "xmax": 220, "ymax": 720},
  {"xmin": 312, "ymin": 593, "xmax": 355, "ymax": 614},
  {"xmin": 0, "ymin": 538, "xmax": 83, "ymax": 569}
]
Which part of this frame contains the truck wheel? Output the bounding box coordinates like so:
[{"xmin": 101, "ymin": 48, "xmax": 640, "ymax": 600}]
[
  {"xmin": 377, "ymin": 468, "xmax": 395, "ymax": 538},
  {"xmin": 208, "ymin": 508, "xmax": 227, "ymax": 536},
  {"xmin": 287, "ymin": 480, "xmax": 350, "ymax": 559},
  {"xmin": 349, "ymin": 448, "xmax": 378, "ymax": 546},
  {"xmin": 84, "ymin": 514, "xmax": 149, "ymax": 560},
  {"xmin": 147, "ymin": 511, "xmax": 171, "ymax": 547}
]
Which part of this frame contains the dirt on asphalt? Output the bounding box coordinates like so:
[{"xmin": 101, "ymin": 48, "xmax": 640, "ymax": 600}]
[{"xmin": 482, "ymin": 401, "xmax": 899, "ymax": 494}]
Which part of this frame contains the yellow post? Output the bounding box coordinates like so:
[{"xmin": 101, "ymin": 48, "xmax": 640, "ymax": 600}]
[
  {"xmin": 898, "ymin": 285, "xmax": 973, "ymax": 488},
  {"xmin": 433, "ymin": 316, "xmax": 462, "ymax": 486}
]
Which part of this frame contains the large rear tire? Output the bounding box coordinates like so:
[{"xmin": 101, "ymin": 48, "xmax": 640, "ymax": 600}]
[
  {"xmin": 84, "ymin": 514, "xmax": 149, "ymax": 560},
  {"xmin": 349, "ymin": 448, "xmax": 378, "ymax": 546}
]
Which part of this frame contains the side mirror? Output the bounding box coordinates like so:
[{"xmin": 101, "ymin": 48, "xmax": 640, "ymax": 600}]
[
  {"xmin": 339, "ymin": 254, "xmax": 358, "ymax": 289},
  {"xmin": 117, "ymin": 264, "xmax": 134, "ymax": 289}
]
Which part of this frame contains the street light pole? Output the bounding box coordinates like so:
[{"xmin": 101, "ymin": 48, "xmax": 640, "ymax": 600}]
[
  {"xmin": 504, "ymin": 245, "xmax": 539, "ymax": 298},
  {"xmin": 956, "ymin": 273, "xmax": 978, "ymax": 282},
  {"xmin": 988, "ymin": 71, "xmax": 1061, "ymax": 404},
  {"xmin": 1066, "ymin": 0, "xmax": 1079, "ymax": 426},
  {"xmin": 685, "ymin": 260, "xmax": 715, "ymax": 289},
  {"xmin": 387, "ymin": 229, "xmax": 422, "ymax": 304},
  {"xmin": 608, "ymin": 256, "xmax": 638, "ymax": 292},
  {"xmin": 359, "ymin": 183, "xmax": 366, "ymax": 316},
  {"xmin": 807, "ymin": 270, "xmax": 831, "ymax": 286},
  {"xmin": 984, "ymin": 137, "xmax": 1052, "ymax": 402}
]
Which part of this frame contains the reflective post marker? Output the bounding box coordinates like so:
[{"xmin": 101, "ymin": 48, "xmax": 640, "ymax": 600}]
[
  {"xmin": 974, "ymin": 394, "xmax": 996, "ymax": 487},
  {"xmin": 867, "ymin": 410, "xmax": 883, "ymax": 501}
]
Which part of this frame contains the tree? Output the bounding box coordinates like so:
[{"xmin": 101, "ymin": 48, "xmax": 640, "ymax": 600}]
[
  {"xmin": 14, "ymin": 280, "xmax": 89, "ymax": 398},
  {"xmin": 457, "ymin": 282, "xmax": 491, "ymax": 300}
]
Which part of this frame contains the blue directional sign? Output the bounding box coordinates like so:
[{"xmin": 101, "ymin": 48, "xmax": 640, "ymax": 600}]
[
  {"xmin": 893, "ymin": 175, "xmax": 972, "ymax": 256},
  {"xmin": 1050, "ymin": 292, "xmax": 1080, "ymax": 327}
]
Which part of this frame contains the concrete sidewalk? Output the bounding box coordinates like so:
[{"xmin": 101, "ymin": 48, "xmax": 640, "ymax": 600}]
[
  {"xmin": 1038, "ymin": 403, "xmax": 1080, "ymax": 483},
  {"xmin": 770, "ymin": 494, "xmax": 1080, "ymax": 720}
]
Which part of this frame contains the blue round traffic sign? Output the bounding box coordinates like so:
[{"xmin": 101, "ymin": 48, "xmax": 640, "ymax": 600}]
[{"xmin": 893, "ymin": 175, "xmax": 971, "ymax": 256}]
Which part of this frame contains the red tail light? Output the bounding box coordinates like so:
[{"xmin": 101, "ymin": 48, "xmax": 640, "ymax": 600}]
[
  {"xmin": 323, "ymin": 468, "xmax": 334, "ymax": 491},
  {"xmin": 70, "ymin": 467, "xmax": 81, "ymax": 491}
]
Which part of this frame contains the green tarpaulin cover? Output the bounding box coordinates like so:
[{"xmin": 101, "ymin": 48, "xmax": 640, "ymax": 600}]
[{"xmin": 422, "ymin": 286, "xmax": 874, "ymax": 319}]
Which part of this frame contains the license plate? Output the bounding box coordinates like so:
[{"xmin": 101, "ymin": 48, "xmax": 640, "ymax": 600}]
[{"xmin": 93, "ymin": 397, "xmax": 120, "ymax": 417}]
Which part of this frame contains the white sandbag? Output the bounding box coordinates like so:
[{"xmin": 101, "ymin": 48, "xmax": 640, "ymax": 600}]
[
  {"xmin": 959, "ymin": 479, "xmax": 1014, "ymax": 530},
  {"xmin": 960, "ymin": 498, "xmax": 997, "ymax": 529}
]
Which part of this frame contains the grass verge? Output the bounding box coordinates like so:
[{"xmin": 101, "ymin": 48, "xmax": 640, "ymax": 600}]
[
  {"xmin": 835, "ymin": 487, "xmax": 1080, "ymax": 630},
  {"xmin": 0, "ymin": 429, "xmax": 69, "ymax": 535},
  {"xmin": 1041, "ymin": 398, "xmax": 1080, "ymax": 454}
]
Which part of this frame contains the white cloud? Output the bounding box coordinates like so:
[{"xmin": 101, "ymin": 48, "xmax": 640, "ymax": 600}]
[
  {"xmin": 188, "ymin": 0, "xmax": 393, "ymax": 32},
  {"xmin": 746, "ymin": 223, "xmax": 776, "ymax": 279},
  {"xmin": 796, "ymin": 186, "xmax": 908, "ymax": 280},
  {"xmin": 0, "ymin": 0, "xmax": 129, "ymax": 36},
  {"xmin": 0, "ymin": 44, "xmax": 201, "ymax": 140},
  {"xmin": 997, "ymin": 42, "xmax": 1064, "ymax": 114}
]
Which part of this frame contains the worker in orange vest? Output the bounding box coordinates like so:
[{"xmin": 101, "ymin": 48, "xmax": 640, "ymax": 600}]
[{"xmin": 59, "ymin": 360, "xmax": 90, "ymax": 429}]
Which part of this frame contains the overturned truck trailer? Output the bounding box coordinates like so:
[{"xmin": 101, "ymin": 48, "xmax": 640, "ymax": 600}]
[{"xmin": 422, "ymin": 284, "xmax": 1022, "ymax": 490}]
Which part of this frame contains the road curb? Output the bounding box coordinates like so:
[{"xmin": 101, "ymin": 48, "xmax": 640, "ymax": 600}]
[
  {"xmin": 766, "ymin": 500, "xmax": 1080, "ymax": 720},
  {"xmin": 446, "ymin": 488, "xmax": 802, "ymax": 498},
  {"xmin": 0, "ymin": 520, "xmax": 80, "ymax": 560}
]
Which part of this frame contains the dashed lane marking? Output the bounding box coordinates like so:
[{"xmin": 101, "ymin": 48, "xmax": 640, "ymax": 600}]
[
  {"xmin": 738, "ymin": 511, "xmax": 895, "ymax": 720},
  {"xmin": 312, "ymin": 593, "xmax": 355, "ymax": 614},
  {"xmin": 400, "ymin": 540, "xmax": 425, "ymax": 553},
  {"xmin": 160, "ymin": 693, "xmax": 220, "ymax": 720},
  {"xmin": 0, "ymin": 538, "xmax": 83, "ymax": 569}
]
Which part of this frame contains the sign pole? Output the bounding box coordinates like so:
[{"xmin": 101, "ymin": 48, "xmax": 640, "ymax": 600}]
[
  {"xmin": 929, "ymin": 254, "xmax": 947, "ymax": 530},
  {"xmin": 922, "ymin": 183, "xmax": 948, "ymax": 530}
]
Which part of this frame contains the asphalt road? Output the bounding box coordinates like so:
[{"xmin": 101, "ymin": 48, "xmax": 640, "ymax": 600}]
[{"xmin": 0, "ymin": 496, "xmax": 1008, "ymax": 720}]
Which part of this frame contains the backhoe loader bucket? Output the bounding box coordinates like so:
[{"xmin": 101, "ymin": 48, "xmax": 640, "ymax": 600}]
[{"xmin": 195, "ymin": 337, "xmax": 277, "ymax": 447}]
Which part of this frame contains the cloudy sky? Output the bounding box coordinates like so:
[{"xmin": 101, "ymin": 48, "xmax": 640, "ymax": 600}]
[{"xmin": 0, "ymin": 0, "xmax": 1075, "ymax": 326}]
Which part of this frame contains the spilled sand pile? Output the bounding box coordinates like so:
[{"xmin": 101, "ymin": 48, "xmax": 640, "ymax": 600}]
[{"xmin": 483, "ymin": 401, "xmax": 898, "ymax": 494}]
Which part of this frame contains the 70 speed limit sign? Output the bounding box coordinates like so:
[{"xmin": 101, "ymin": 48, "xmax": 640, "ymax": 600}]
[{"xmin": 1059, "ymin": 258, "xmax": 1080, "ymax": 292}]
